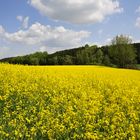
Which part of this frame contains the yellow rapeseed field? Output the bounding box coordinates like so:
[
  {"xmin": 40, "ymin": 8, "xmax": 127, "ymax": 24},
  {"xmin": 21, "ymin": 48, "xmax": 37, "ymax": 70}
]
[{"xmin": 0, "ymin": 63, "xmax": 140, "ymax": 139}]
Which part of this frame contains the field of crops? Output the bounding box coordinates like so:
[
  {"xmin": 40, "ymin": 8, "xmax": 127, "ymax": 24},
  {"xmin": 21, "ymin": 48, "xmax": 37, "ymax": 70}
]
[{"xmin": 0, "ymin": 64, "xmax": 140, "ymax": 139}]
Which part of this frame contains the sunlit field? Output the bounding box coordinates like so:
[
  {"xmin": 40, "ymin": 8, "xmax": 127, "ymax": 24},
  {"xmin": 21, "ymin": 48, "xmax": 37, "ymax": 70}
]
[{"xmin": 0, "ymin": 64, "xmax": 140, "ymax": 139}]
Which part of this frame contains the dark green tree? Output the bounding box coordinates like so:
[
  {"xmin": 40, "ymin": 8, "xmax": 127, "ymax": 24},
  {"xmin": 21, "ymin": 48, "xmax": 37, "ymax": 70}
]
[
  {"xmin": 109, "ymin": 35, "xmax": 137, "ymax": 68},
  {"xmin": 63, "ymin": 55, "xmax": 73, "ymax": 65},
  {"xmin": 103, "ymin": 55, "xmax": 111, "ymax": 66},
  {"xmin": 96, "ymin": 49, "xmax": 103, "ymax": 64}
]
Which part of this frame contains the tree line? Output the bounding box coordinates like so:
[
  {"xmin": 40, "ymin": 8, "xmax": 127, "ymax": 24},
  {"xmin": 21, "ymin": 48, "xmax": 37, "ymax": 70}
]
[{"xmin": 1, "ymin": 35, "xmax": 140, "ymax": 69}]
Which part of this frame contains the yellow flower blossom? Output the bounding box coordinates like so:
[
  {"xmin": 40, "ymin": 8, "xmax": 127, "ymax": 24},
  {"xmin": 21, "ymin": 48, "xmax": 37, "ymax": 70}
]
[{"xmin": 0, "ymin": 63, "xmax": 140, "ymax": 139}]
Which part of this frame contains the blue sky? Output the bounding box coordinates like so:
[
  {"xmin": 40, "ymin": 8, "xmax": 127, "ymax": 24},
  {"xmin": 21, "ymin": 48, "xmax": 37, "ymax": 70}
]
[{"xmin": 0, "ymin": 0, "xmax": 140, "ymax": 59}]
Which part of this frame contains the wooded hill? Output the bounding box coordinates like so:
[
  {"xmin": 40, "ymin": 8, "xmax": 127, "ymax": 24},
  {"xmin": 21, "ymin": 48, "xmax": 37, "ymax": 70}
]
[{"xmin": 0, "ymin": 42, "xmax": 140, "ymax": 69}]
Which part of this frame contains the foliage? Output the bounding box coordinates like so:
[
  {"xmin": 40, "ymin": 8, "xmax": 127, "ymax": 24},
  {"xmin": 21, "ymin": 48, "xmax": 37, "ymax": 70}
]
[
  {"xmin": 103, "ymin": 55, "xmax": 111, "ymax": 66},
  {"xmin": 95, "ymin": 49, "xmax": 103, "ymax": 64},
  {"xmin": 0, "ymin": 35, "xmax": 139, "ymax": 69},
  {"xmin": 109, "ymin": 35, "xmax": 137, "ymax": 68},
  {"xmin": 134, "ymin": 43, "xmax": 140, "ymax": 64},
  {"xmin": 111, "ymin": 34, "xmax": 132, "ymax": 45},
  {"xmin": 109, "ymin": 44, "xmax": 137, "ymax": 68},
  {"xmin": 0, "ymin": 64, "xmax": 140, "ymax": 139}
]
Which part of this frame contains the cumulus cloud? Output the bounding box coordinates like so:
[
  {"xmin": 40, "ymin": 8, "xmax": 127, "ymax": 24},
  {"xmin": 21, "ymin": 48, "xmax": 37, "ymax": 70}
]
[
  {"xmin": 28, "ymin": 0, "xmax": 123, "ymax": 24},
  {"xmin": 16, "ymin": 16, "xmax": 29, "ymax": 29},
  {"xmin": 0, "ymin": 23, "xmax": 90, "ymax": 52},
  {"xmin": 135, "ymin": 17, "xmax": 140, "ymax": 28}
]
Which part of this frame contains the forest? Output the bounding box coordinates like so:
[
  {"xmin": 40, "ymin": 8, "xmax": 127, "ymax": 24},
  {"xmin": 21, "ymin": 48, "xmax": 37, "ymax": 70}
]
[{"xmin": 1, "ymin": 35, "xmax": 140, "ymax": 69}]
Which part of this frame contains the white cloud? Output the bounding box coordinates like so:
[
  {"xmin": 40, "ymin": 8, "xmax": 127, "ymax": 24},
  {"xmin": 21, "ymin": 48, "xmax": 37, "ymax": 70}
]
[
  {"xmin": 40, "ymin": 46, "xmax": 47, "ymax": 52},
  {"xmin": 0, "ymin": 23, "xmax": 90, "ymax": 53},
  {"xmin": 28, "ymin": 0, "xmax": 123, "ymax": 24},
  {"xmin": 0, "ymin": 46, "xmax": 10, "ymax": 59},
  {"xmin": 16, "ymin": 16, "xmax": 29, "ymax": 29},
  {"xmin": 22, "ymin": 17, "xmax": 29, "ymax": 29},
  {"xmin": 135, "ymin": 17, "xmax": 140, "ymax": 28},
  {"xmin": 98, "ymin": 29, "xmax": 103, "ymax": 35},
  {"xmin": 0, "ymin": 26, "xmax": 5, "ymax": 35},
  {"xmin": 16, "ymin": 16, "xmax": 23, "ymax": 22},
  {"xmin": 135, "ymin": 6, "xmax": 140, "ymax": 29},
  {"xmin": 134, "ymin": 39, "xmax": 140, "ymax": 43},
  {"xmin": 136, "ymin": 6, "xmax": 140, "ymax": 13},
  {"xmin": 105, "ymin": 38, "xmax": 112, "ymax": 45}
]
